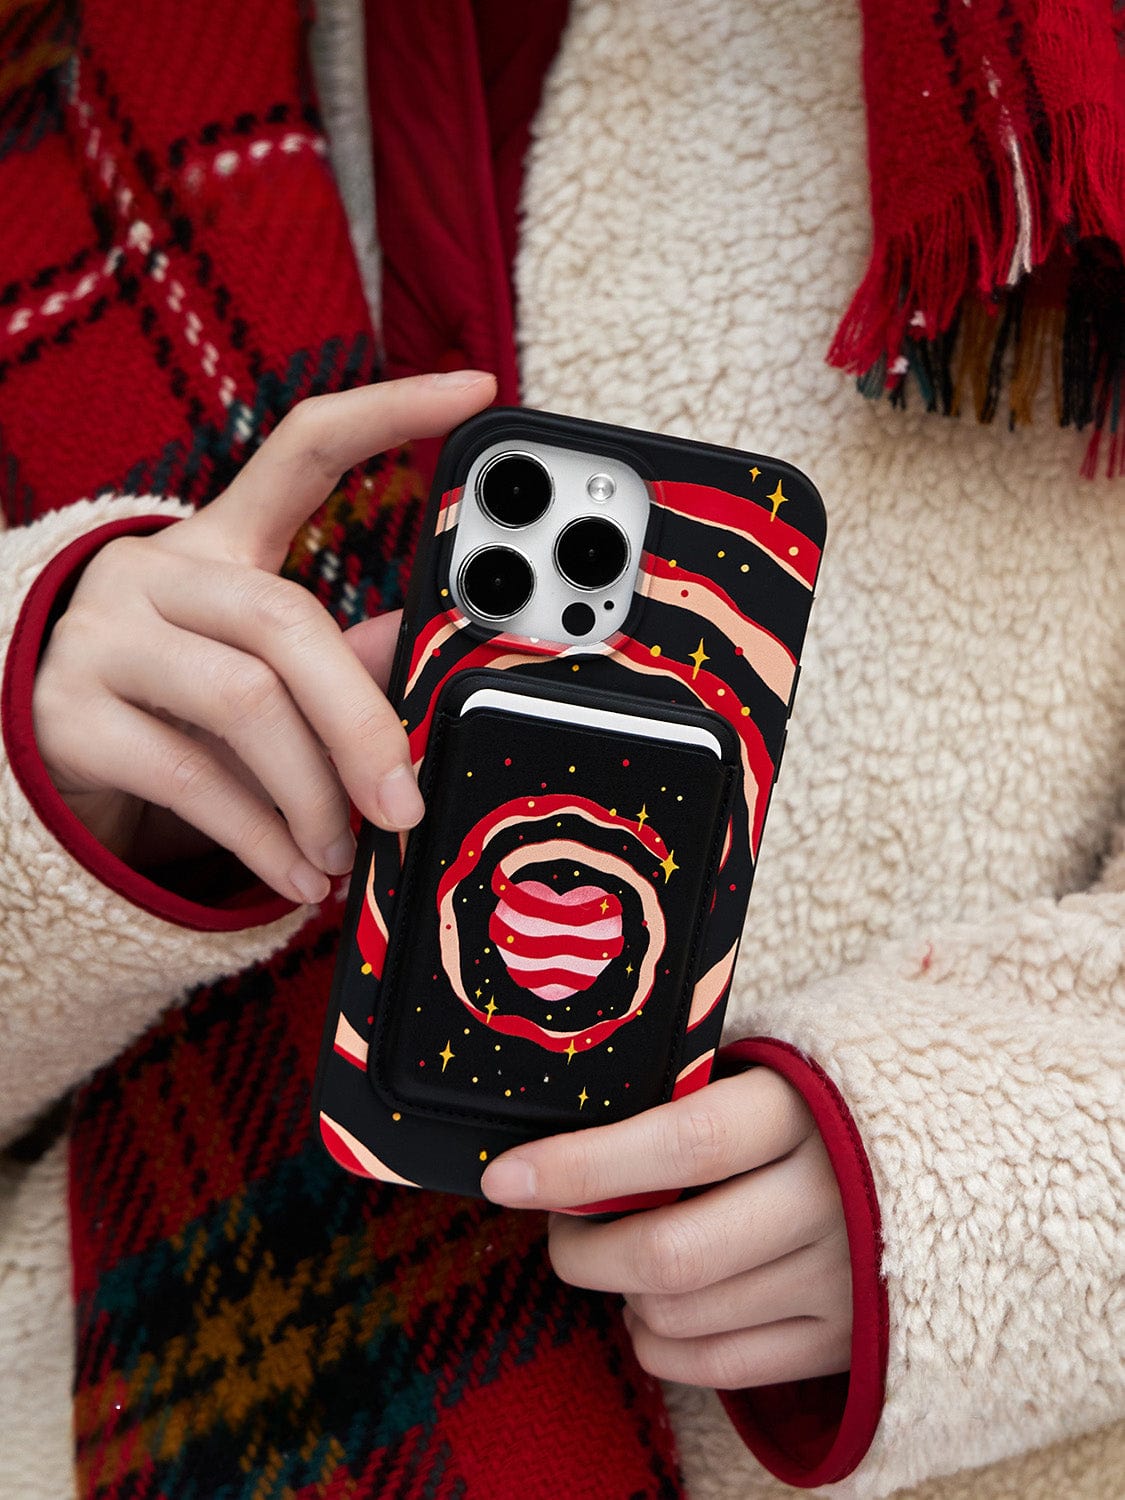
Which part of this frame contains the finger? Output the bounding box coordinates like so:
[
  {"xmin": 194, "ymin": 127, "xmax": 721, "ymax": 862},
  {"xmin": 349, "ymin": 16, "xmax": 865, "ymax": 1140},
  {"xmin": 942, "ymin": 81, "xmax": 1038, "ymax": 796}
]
[
  {"xmin": 188, "ymin": 372, "xmax": 496, "ymax": 571},
  {"xmin": 143, "ymin": 554, "xmax": 421, "ymax": 830},
  {"xmin": 342, "ymin": 610, "xmax": 403, "ymax": 690},
  {"xmin": 66, "ymin": 693, "xmax": 330, "ymax": 904},
  {"xmin": 480, "ymin": 1067, "xmax": 812, "ymax": 1208},
  {"xmin": 104, "ymin": 619, "xmax": 355, "ymax": 875},
  {"xmin": 622, "ymin": 1308, "xmax": 851, "ymax": 1389},
  {"xmin": 624, "ymin": 1230, "xmax": 851, "ymax": 1340},
  {"xmin": 547, "ymin": 1138, "xmax": 841, "ymax": 1294}
]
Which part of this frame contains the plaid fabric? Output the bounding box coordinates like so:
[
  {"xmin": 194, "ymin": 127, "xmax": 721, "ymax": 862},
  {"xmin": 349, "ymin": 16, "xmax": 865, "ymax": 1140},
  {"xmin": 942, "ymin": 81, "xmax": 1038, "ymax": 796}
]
[{"xmin": 0, "ymin": 2, "xmax": 685, "ymax": 1494}]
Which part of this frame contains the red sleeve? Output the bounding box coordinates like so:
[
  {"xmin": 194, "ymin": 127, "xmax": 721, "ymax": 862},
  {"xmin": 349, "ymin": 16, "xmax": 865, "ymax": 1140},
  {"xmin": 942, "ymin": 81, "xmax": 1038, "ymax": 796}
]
[
  {"xmin": 712, "ymin": 1037, "xmax": 888, "ymax": 1488},
  {"xmin": 1, "ymin": 514, "xmax": 298, "ymax": 933}
]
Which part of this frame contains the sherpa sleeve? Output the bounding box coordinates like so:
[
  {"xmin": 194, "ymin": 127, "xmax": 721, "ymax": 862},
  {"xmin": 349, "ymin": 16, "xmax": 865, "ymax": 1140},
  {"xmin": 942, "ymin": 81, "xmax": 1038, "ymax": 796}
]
[
  {"xmin": 0, "ymin": 498, "xmax": 309, "ymax": 1146},
  {"xmin": 711, "ymin": 822, "xmax": 1125, "ymax": 1496}
]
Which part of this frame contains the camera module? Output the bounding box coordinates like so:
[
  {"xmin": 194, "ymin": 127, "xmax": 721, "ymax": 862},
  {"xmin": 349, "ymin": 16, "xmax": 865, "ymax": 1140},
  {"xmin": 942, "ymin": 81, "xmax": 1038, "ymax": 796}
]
[
  {"xmin": 478, "ymin": 453, "xmax": 553, "ymax": 528},
  {"xmin": 554, "ymin": 517, "xmax": 629, "ymax": 592},
  {"xmin": 459, "ymin": 545, "xmax": 535, "ymax": 620}
]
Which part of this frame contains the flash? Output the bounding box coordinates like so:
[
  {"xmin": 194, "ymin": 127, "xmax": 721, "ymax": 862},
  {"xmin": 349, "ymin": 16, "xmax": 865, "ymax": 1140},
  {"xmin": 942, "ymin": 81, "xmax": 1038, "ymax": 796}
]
[{"xmin": 586, "ymin": 473, "xmax": 616, "ymax": 501}]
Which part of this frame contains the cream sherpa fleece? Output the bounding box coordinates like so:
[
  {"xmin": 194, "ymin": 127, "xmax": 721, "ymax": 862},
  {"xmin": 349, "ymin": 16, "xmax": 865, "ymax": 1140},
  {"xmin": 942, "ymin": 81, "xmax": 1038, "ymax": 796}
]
[{"xmin": 1, "ymin": 2, "xmax": 1123, "ymax": 1497}]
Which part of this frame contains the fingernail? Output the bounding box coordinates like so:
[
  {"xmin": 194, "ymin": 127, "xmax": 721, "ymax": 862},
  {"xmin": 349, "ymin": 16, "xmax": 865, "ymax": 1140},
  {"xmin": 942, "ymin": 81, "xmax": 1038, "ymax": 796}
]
[
  {"xmin": 378, "ymin": 764, "xmax": 425, "ymax": 828},
  {"xmin": 481, "ymin": 1157, "xmax": 537, "ymax": 1204},
  {"xmin": 430, "ymin": 369, "xmax": 493, "ymax": 389},
  {"xmin": 291, "ymin": 862, "xmax": 330, "ymax": 905},
  {"xmin": 321, "ymin": 832, "xmax": 356, "ymax": 876}
]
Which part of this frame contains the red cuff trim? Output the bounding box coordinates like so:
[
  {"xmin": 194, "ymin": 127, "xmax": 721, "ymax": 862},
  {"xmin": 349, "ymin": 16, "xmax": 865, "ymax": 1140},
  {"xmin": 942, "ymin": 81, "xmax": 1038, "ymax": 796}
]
[
  {"xmin": 713, "ymin": 1037, "xmax": 888, "ymax": 1487},
  {"xmin": 1, "ymin": 515, "xmax": 298, "ymax": 933}
]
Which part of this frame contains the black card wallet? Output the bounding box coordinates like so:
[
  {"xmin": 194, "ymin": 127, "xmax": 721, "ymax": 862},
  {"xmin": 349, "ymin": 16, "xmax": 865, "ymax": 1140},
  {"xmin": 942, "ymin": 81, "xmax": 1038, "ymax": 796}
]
[{"xmin": 369, "ymin": 671, "xmax": 739, "ymax": 1133}]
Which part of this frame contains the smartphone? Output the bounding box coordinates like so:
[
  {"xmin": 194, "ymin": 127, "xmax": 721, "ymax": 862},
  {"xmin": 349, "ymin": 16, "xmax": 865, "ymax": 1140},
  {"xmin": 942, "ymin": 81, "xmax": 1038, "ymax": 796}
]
[{"xmin": 313, "ymin": 408, "xmax": 825, "ymax": 1208}]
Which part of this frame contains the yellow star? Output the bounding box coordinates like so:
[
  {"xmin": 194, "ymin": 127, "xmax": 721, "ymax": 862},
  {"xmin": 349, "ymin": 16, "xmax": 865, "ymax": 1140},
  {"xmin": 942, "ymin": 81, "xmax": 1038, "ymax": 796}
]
[
  {"xmin": 767, "ymin": 479, "xmax": 788, "ymax": 521},
  {"xmin": 635, "ymin": 804, "xmax": 649, "ymax": 830},
  {"xmin": 749, "ymin": 466, "xmax": 761, "ymax": 482},
  {"xmin": 484, "ymin": 997, "xmax": 497, "ymax": 1023},
  {"xmin": 578, "ymin": 1088, "xmax": 588, "ymax": 1109},
  {"xmin": 689, "ymin": 638, "xmax": 709, "ymax": 679},
  {"xmin": 625, "ymin": 962, "xmax": 634, "ymax": 975},
  {"xmin": 474, "ymin": 987, "xmax": 482, "ymax": 999},
  {"xmin": 565, "ymin": 1039, "xmax": 577, "ymax": 1063},
  {"xmin": 600, "ymin": 899, "xmax": 609, "ymax": 914},
  {"xmin": 439, "ymin": 1041, "xmax": 455, "ymax": 1071},
  {"xmin": 659, "ymin": 850, "xmax": 679, "ymax": 883}
]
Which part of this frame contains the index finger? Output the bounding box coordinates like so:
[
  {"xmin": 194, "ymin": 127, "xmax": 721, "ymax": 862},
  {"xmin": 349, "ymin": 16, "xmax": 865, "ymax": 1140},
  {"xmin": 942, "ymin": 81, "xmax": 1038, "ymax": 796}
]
[
  {"xmin": 195, "ymin": 371, "xmax": 496, "ymax": 571},
  {"xmin": 480, "ymin": 1068, "xmax": 812, "ymax": 1209}
]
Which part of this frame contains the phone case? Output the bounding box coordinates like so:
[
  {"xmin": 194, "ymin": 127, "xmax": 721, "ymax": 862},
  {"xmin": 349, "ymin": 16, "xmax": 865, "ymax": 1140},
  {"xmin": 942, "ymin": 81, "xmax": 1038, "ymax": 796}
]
[{"xmin": 314, "ymin": 408, "xmax": 825, "ymax": 1206}]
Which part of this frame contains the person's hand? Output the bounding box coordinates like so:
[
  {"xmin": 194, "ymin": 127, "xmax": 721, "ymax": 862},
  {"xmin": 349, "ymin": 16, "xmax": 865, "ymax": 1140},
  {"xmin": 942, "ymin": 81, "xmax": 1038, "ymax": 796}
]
[
  {"xmin": 481, "ymin": 1067, "xmax": 852, "ymax": 1388},
  {"xmin": 32, "ymin": 371, "xmax": 497, "ymax": 903}
]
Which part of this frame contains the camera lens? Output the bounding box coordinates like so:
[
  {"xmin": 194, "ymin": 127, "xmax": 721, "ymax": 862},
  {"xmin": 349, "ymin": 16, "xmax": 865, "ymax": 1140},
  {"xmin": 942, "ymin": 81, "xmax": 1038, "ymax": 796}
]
[
  {"xmin": 478, "ymin": 453, "xmax": 552, "ymax": 527},
  {"xmin": 554, "ymin": 517, "xmax": 629, "ymax": 591},
  {"xmin": 460, "ymin": 546, "xmax": 535, "ymax": 620}
]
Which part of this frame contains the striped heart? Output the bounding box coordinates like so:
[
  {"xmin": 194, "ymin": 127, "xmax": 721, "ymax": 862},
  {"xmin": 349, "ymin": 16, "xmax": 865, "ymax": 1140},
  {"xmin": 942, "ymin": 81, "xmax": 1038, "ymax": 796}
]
[{"xmin": 489, "ymin": 875, "xmax": 624, "ymax": 1001}]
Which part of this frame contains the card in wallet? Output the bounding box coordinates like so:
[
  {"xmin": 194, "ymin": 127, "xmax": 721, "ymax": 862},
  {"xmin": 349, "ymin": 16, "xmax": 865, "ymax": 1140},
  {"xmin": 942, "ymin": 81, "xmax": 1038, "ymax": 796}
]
[{"xmin": 370, "ymin": 671, "xmax": 739, "ymax": 1133}]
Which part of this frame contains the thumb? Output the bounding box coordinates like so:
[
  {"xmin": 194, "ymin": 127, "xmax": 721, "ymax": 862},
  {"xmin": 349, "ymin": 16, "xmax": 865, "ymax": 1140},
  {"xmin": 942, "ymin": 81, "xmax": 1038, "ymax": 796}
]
[
  {"xmin": 191, "ymin": 371, "xmax": 496, "ymax": 572},
  {"xmin": 342, "ymin": 610, "xmax": 403, "ymax": 693}
]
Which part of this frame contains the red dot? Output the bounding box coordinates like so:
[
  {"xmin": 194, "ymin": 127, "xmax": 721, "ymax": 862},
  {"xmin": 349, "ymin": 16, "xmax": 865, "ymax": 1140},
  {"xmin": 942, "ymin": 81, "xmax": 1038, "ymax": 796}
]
[
  {"xmin": 431, "ymin": 647, "xmax": 441, "ymax": 658},
  {"xmin": 541, "ymin": 782, "xmax": 547, "ymax": 789},
  {"xmin": 419, "ymin": 1060, "xmax": 426, "ymax": 1067},
  {"xmin": 729, "ymin": 883, "xmax": 737, "ymax": 891},
  {"xmin": 597, "ymin": 1009, "xmax": 603, "ymax": 1017},
  {"xmin": 504, "ymin": 757, "xmax": 512, "ymax": 766},
  {"xmin": 622, "ymin": 758, "xmax": 630, "ymax": 767},
  {"xmin": 367, "ymin": 1015, "xmax": 374, "ymax": 1025},
  {"xmin": 625, "ymin": 1082, "xmax": 630, "ymax": 1089},
  {"xmin": 735, "ymin": 646, "xmax": 744, "ymax": 656},
  {"xmin": 387, "ymin": 888, "xmax": 395, "ymax": 897},
  {"xmin": 520, "ymin": 1086, "xmax": 526, "ymax": 1092},
  {"xmin": 680, "ymin": 589, "xmax": 689, "ymax": 598}
]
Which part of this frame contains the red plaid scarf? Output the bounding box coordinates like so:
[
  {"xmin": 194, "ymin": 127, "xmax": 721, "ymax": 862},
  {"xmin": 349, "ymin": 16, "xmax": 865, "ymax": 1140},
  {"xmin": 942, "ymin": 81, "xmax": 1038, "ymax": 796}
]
[{"xmin": 830, "ymin": 0, "xmax": 1125, "ymax": 475}]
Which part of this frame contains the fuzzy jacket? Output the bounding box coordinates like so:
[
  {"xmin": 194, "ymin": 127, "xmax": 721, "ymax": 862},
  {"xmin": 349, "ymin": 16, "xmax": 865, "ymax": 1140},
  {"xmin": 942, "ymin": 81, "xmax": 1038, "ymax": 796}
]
[{"xmin": 1, "ymin": 2, "xmax": 1123, "ymax": 1499}]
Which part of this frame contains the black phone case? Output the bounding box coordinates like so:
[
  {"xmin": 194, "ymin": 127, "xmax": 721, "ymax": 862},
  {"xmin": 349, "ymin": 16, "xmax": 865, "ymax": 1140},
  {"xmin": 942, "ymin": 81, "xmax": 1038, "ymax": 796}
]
[{"xmin": 314, "ymin": 408, "xmax": 825, "ymax": 1207}]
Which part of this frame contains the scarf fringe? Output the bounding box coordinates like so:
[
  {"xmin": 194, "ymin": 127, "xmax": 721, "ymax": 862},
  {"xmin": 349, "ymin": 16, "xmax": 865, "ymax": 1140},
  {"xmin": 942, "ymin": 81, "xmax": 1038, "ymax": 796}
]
[{"xmin": 830, "ymin": 91, "xmax": 1125, "ymax": 477}]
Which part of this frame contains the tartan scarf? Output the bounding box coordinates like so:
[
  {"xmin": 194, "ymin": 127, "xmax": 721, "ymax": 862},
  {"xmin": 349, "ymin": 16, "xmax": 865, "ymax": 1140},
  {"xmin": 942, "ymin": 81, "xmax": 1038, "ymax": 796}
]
[
  {"xmin": 830, "ymin": 0, "xmax": 1125, "ymax": 476},
  {"xmin": 1, "ymin": 0, "xmax": 1123, "ymax": 1495}
]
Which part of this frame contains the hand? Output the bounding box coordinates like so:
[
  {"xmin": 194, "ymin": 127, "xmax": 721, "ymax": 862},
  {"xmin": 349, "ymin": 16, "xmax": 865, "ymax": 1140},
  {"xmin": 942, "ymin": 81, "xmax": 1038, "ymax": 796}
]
[
  {"xmin": 32, "ymin": 371, "xmax": 497, "ymax": 904},
  {"xmin": 481, "ymin": 1067, "xmax": 852, "ymax": 1389}
]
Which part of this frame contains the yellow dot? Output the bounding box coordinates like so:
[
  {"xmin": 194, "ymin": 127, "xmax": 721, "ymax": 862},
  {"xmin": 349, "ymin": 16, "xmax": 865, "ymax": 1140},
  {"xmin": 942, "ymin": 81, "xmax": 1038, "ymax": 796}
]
[
  {"xmin": 494, "ymin": 1044, "xmax": 501, "ymax": 1051},
  {"xmin": 650, "ymin": 644, "xmax": 661, "ymax": 657},
  {"xmin": 473, "ymin": 1076, "xmax": 479, "ymax": 1083},
  {"xmin": 546, "ymin": 1014, "xmax": 552, "ymax": 1020},
  {"xmin": 604, "ymin": 1100, "xmax": 610, "ymax": 1106},
  {"xmin": 441, "ymin": 588, "xmax": 449, "ymax": 597},
  {"xmin": 464, "ymin": 1028, "xmax": 470, "ymax": 1035},
  {"xmin": 740, "ymin": 563, "xmax": 749, "ymax": 573},
  {"xmin": 610, "ymin": 807, "xmax": 617, "ymax": 816},
  {"xmin": 607, "ymin": 1046, "xmax": 614, "ymax": 1053},
  {"xmin": 506, "ymin": 935, "xmax": 514, "ymax": 944},
  {"xmin": 572, "ymin": 663, "xmax": 580, "ymax": 672},
  {"xmin": 741, "ymin": 705, "xmax": 750, "ymax": 716},
  {"xmin": 717, "ymin": 687, "xmax": 726, "ymax": 696},
  {"xmin": 392, "ymin": 1112, "xmax": 401, "ymax": 1121},
  {"xmin": 574, "ymin": 869, "xmax": 580, "ymax": 876},
  {"xmin": 484, "ymin": 946, "xmax": 491, "ymax": 953},
  {"xmin": 416, "ymin": 1006, "xmax": 422, "ymax": 1012},
  {"xmin": 466, "ymin": 770, "xmax": 473, "ymax": 777},
  {"xmin": 468, "ymin": 850, "xmax": 475, "ymax": 858},
  {"xmin": 479, "ymin": 1150, "xmax": 488, "ymax": 1161},
  {"xmin": 788, "ymin": 546, "xmax": 799, "ymax": 557},
  {"xmin": 504, "ymin": 1089, "xmax": 512, "ymax": 1097},
  {"xmin": 361, "ymin": 963, "xmax": 372, "ymax": 975},
  {"xmin": 568, "ymin": 765, "xmax": 576, "ymax": 773},
  {"xmin": 401, "ymin": 718, "xmax": 409, "ymax": 727},
  {"xmin": 717, "ymin": 549, "xmax": 725, "ymax": 558},
  {"xmin": 669, "ymin": 559, "xmax": 677, "ymax": 568}
]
